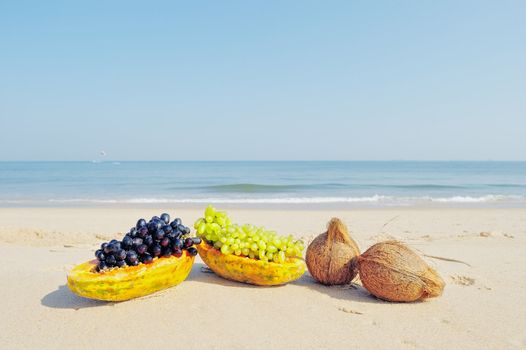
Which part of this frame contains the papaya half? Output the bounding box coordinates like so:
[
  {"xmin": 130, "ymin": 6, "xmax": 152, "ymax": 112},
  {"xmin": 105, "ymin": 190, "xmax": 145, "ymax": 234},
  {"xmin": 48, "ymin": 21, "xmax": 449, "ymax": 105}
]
[
  {"xmin": 197, "ymin": 242, "xmax": 305, "ymax": 286},
  {"xmin": 67, "ymin": 251, "xmax": 195, "ymax": 301}
]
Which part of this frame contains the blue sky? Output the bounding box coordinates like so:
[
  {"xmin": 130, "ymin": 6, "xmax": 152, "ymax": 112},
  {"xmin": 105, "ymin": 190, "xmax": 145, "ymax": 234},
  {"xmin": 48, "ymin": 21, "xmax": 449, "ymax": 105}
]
[{"xmin": 1, "ymin": 1, "xmax": 525, "ymax": 161}]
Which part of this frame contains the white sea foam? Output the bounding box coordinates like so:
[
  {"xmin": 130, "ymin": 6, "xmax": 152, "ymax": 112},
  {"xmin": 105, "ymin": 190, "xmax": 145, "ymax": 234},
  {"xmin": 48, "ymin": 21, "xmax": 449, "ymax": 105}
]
[{"xmin": 42, "ymin": 194, "xmax": 526, "ymax": 205}]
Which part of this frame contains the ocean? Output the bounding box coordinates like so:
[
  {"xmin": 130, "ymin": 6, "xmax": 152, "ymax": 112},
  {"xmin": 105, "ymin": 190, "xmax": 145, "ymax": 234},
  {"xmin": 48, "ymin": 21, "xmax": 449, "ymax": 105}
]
[{"xmin": 1, "ymin": 161, "xmax": 525, "ymax": 207}]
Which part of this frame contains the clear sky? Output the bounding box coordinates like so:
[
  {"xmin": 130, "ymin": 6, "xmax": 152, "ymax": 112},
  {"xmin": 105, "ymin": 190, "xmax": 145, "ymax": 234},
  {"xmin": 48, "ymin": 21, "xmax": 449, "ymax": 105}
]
[{"xmin": 0, "ymin": 1, "xmax": 525, "ymax": 161}]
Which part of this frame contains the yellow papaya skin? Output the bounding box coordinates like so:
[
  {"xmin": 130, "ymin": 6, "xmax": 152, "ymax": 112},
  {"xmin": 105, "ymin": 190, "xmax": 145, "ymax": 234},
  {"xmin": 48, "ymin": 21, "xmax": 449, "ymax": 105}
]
[
  {"xmin": 67, "ymin": 252, "xmax": 195, "ymax": 301},
  {"xmin": 197, "ymin": 242, "xmax": 305, "ymax": 286}
]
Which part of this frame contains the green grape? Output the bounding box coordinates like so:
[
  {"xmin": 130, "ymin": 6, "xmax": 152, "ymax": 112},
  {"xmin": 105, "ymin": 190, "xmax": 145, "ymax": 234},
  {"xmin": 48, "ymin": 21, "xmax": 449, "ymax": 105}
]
[
  {"xmin": 242, "ymin": 248, "xmax": 250, "ymax": 256},
  {"xmin": 221, "ymin": 244, "xmax": 232, "ymax": 255},
  {"xmin": 234, "ymin": 249, "xmax": 242, "ymax": 256},
  {"xmin": 198, "ymin": 222, "xmax": 207, "ymax": 234},
  {"xmin": 266, "ymin": 252, "xmax": 274, "ymax": 261},
  {"xmin": 250, "ymin": 243, "xmax": 259, "ymax": 252},
  {"xmin": 258, "ymin": 240, "xmax": 267, "ymax": 250},
  {"xmin": 278, "ymin": 251, "xmax": 286, "ymax": 263},
  {"xmin": 205, "ymin": 205, "xmax": 215, "ymax": 218},
  {"xmin": 272, "ymin": 254, "xmax": 280, "ymax": 263},
  {"xmin": 216, "ymin": 216, "xmax": 226, "ymax": 226},
  {"xmin": 248, "ymin": 251, "xmax": 255, "ymax": 259},
  {"xmin": 267, "ymin": 245, "xmax": 277, "ymax": 253},
  {"xmin": 232, "ymin": 243, "xmax": 239, "ymax": 251},
  {"xmin": 213, "ymin": 241, "xmax": 222, "ymax": 249},
  {"xmin": 194, "ymin": 218, "xmax": 204, "ymax": 229}
]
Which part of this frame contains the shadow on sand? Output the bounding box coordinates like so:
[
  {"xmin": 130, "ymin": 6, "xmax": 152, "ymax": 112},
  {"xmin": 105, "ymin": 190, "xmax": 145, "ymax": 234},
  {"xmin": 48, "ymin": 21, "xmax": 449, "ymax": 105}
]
[
  {"xmin": 292, "ymin": 274, "xmax": 396, "ymax": 305},
  {"xmin": 41, "ymin": 285, "xmax": 111, "ymax": 309}
]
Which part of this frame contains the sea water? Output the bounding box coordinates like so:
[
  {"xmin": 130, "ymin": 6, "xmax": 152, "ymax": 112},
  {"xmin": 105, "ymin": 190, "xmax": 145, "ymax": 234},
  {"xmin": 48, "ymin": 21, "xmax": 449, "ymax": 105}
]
[{"xmin": 1, "ymin": 161, "xmax": 525, "ymax": 207}]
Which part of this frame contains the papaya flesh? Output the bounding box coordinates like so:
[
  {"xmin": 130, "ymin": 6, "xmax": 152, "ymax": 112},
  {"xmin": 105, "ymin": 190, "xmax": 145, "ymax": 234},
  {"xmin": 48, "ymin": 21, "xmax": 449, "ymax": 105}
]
[
  {"xmin": 67, "ymin": 251, "xmax": 195, "ymax": 301},
  {"xmin": 197, "ymin": 242, "xmax": 305, "ymax": 286}
]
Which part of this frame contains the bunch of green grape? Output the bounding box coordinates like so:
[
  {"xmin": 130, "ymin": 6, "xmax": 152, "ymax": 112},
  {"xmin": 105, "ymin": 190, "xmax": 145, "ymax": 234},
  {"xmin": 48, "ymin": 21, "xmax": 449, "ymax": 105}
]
[{"xmin": 194, "ymin": 205, "xmax": 304, "ymax": 263}]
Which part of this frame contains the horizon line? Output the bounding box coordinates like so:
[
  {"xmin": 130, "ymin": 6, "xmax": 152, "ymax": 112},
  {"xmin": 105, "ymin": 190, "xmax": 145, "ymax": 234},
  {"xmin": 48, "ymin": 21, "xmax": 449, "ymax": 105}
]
[{"xmin": 1, "ymin": 159, "xmax": 526, "ymax": 162}]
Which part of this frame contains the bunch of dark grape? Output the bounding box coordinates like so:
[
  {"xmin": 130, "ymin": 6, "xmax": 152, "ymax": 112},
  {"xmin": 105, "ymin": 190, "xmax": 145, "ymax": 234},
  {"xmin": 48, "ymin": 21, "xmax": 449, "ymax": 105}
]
[{"xmin": 94, "ymin": 213, "xmax": 201, "ymax": 272}]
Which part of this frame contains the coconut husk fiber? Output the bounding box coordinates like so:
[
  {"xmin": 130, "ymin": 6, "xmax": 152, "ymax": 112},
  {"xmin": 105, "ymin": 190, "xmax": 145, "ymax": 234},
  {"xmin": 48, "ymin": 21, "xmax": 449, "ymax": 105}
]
[
  {"xmin": 357, "ymin": 241, "xmax": 445, "ymax": 302},
  {"xmin": 306, "ymin": 218, "xmax": 360, "ymax": 285}
]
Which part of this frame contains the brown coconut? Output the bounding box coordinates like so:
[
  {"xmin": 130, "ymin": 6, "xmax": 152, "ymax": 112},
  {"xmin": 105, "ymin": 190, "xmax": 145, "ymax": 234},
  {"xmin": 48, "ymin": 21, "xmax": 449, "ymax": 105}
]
[
  {"xmin": 306, "ymin": 218, "xmax": 360, "ymax": 285},
  {"xmin": 357, "ymin": 241, "xmax": 445, "ymax": 302}
]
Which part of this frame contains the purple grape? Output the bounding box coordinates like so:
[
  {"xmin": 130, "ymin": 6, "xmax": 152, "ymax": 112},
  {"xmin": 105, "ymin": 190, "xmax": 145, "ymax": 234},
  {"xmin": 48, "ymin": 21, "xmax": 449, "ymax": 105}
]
[
  {"xmin": 162, "ymin": 225, "xmax": 173, "ymax": 234},
  {"xmin": 183, "ymin": 226, "xmax": 191, "ymax": 235},
  {"xmin": 132, "ymin": 237, "xmax": 144, "ymax": 247},
  {"xmin": 129, "ymin": 260, "xmax": 139, "ymax": 266},
  {"xmin": 153, "ymin": 229, "xmax": 164, "ymax": 240},
  {"xmin": 106, "ymin": 255, "xmax": 117, "ymax": 266},
  {"xmin": 115, "ymin": 249, "xmax": 127, "ymax": 261},
  {"xmin": 172, "ymin": 247, "xmax": 182, "ymax": 257},
  {"xmin": 104, "ymin": 243, "xmax": 116, "ymax": 254},
  {"xmin": 95, "ymin": 249, "xmax": 105, "ymax": 260},
  {"xmin": 184, "ymin": 238, "xmax": 194, "ymax": 248},
  {"xmin": 116, "ymin": 260, "xmax": 127, "ymax": 268},
  {"xmin": 173, "ymin": 238, "xmax": 183, "ymax": 249},
  {"xmin": 97, "ymin": 261, "xmax": 107, "ymax": 271},
  {"xmin": 144, "ymin": 235, "xmax": 154, "ymax": 247},
  {"xmin": 161, "ymin": 247, "xmax": 172, "ymax": 257},
  {"xmin": 192, "ymin": 237, "xmax": 202, "ymax": 245},
  {"xmin": 176, "ymin": 224, "xmax": 186, "ymax": 233},
  {"xmin": 160, "ymin": 213, "xmax": 170, "ymax": 225},
  {"xmin": 170, "ymin": 218, "xmax": 182, "ymax": 229},
  {"xmin": 111, "ymin": 241, "xmax": 121, "ymax": 250},
  {"xmin": 148, "ymin": 220, "xmax": 162, "ymax": 233},
  {"xmin": 151, "ymin": 216, "xmax": 160, "ymax": 222},
  {"xmin": 101, "ymin": 242, "xmax": 108, "ymax": 251},
  {"xmin": 140, "ymin": 253, "xmax": 153, "ymax": 264},
  {"xmin": 150, "ymin": 244, "xmax": 161, "ymax": 257},
  {"xmin": 136, "ymin": 218, "xmax": 147, "ymax": 228},
  {"xmin": 122, "ymin": 235, "xmax": 133, "ymax": 249},
  {"xmin": 126, "ymin": 251, "xmax": 138, "ymax": 264},
  {"xmin": 138, "ymin": 227, "xmax": 148, "ymax": 238},
  {"xmin": 136, "ymin": 244, "xmax": 148, "ymax": 255},
  {"xmin": 160, "ymin": 237, "xmax": 171, "ymax": 247},
  {"xmin": 187, "ymin": 247, "xmax": 198, "ymax": 256},
  {"xmin": 129, "ymin": 227, "xmax": 137, "ymax": 237}
]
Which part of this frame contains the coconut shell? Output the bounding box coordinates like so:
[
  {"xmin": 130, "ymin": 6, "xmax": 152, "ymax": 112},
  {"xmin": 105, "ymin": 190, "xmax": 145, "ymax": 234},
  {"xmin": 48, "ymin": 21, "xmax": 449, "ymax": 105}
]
[
  {"xmin": 357, "ymin": 241, "xmax": 445, "ymax": 302},
  {"xmin": 306, "ymin": 218, "xmax": 360, "ymax": 285}
]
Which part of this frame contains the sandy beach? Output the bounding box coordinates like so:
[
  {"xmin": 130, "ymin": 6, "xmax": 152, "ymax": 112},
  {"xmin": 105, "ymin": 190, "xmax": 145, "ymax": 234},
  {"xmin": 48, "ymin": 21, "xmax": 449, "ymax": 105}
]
[{"xmin": 1, "ymin": 207, "xmax": 525, "ymax": 349}]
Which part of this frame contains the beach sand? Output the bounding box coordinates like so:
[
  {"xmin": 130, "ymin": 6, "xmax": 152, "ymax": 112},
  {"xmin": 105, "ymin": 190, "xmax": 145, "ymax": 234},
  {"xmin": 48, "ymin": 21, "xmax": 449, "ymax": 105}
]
[{"xmin": 1, "ymin": 207, "xmax": 525, "ymax": 349}]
